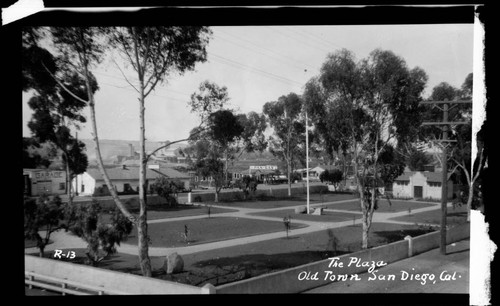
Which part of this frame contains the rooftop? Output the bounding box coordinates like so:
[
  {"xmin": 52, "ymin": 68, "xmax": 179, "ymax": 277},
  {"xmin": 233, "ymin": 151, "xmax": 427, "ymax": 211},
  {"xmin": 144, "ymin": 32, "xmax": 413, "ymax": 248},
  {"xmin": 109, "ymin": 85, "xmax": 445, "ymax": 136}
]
[
  {"xmin": 86, "ymin": 166, "xmax": 190, "ymax": 181},
  {"xmin": 395, "ymin": 171, "xmax": 453, "ymax": 183}
]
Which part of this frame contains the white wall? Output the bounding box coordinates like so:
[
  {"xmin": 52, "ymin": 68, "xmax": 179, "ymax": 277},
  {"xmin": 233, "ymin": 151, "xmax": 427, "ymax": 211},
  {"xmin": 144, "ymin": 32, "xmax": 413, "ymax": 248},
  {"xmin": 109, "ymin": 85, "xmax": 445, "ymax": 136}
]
[
  {"xmin": 73, "ymin": 174, "xmax": 192, "ymax": 196},
  {"xmin": 25, "ymin": 170, "xmax": 67, "ymax": 196},
  {"xmin": 72, "ymin": 172, "xmax": 96, "ymax": 196},
  {"xmin": 426, "ymin": 183, "xmax": 442, "ymax": 199},
  {"xmin": 391, "ymin": 172, "xmax": 454, "ymax": 200},
  {"xmin": 392, "ymin": 181, "xmax": 412, "ymax": 198}
]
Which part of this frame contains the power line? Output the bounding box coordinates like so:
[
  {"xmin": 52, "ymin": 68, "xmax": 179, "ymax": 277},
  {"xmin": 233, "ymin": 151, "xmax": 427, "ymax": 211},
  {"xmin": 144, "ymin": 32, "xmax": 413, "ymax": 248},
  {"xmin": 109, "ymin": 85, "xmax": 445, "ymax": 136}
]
[
  {"xmin": 265, "ymin": 26, "xmax": 333, "ymax": 54},
  {"xmin": 94, "ymin": 70, "xmax": 192, "ymax": 98},
  {"xmin": 292, "ymin": 27, "xmax": 344, "ymax": 52},
  {"xmin": 208, "ymin": 51, "xmax": 303, "ymax": 86},
  {"xmin": 216, "ymin": 29, "xmax": 320, "ymax": 72},
  {"xmin": 99, "ymin": 81, "xmax": 190, "ymax": 103}
]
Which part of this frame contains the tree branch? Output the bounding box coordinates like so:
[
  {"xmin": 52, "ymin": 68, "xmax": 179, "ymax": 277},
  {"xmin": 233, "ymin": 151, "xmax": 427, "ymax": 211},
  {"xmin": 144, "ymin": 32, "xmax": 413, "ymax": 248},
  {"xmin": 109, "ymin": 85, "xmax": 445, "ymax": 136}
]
[
  {"xmin": 471, "ymin": 148, "xmax": 485, "ymax": 184},
  {"xmin": 111, "ymin": 57, "xmax": 140, "ymax": 93},
  {"xmin": 143, "ymin": 49, "xmax": 172, "ymax": 98},
  {"xmin": 113, "ymin": 29, "xmax": 139, "ymax": 74},
  {"xmin": 452, "ymin": 158, "xmax": 471, "ymax": 185},
  {"xmin": 146, "ymin": 127, "xmax": 206, "ymax": 162},
  {"xmin": 42, "ymin": 63, "xmax": 89, "ymax": 105}
]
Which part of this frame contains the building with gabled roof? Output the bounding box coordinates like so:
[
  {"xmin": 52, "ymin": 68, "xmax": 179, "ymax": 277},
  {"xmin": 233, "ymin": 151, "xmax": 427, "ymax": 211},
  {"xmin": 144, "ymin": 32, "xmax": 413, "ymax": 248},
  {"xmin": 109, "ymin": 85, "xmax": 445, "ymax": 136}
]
[
  {"xmin": 391, "ymin": 170, "xmax": 456, "ymax": 200},
  {"xmin": 71, "ymin": 165, "xmax": 192, "ymax": 196}
]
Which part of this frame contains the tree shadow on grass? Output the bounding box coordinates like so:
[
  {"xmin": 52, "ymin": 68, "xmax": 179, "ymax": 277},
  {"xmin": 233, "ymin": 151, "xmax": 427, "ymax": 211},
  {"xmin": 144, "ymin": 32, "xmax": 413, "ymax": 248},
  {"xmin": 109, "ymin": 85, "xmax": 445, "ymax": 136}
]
[
  {"xmin": 447, "ymin": 211, "xmax": 467, "ymax": 217},
  {"xmin": 194, "ymin": 250, "xmax": 346, "ymax": 270},
  {"xmin": 176, "ymin": 249, "xmax": 349, "ymax": 286},
  {"xmin": 373, "ymin": 228, "xmax": 437, "ymax": 243},
  {"xmin": 131, "ymin": 204, "xmax": 201, "ymax": 213},
  {"xmin": 446, "ymin": 248, "xmax": 469, "ymax": 256},
  {"xmin": 24, "ymin": 239, "xmax": 53, "ymax": 249}
]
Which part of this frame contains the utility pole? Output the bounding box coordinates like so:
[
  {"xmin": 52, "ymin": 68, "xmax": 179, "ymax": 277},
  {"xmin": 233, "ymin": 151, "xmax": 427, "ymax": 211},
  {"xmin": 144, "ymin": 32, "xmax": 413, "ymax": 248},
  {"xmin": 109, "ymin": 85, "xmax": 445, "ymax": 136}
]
[
  {"xmin": 306, "ymin": 110, "xmax": 310, "ymax": 214},
  {"xmin": 75, "ymin": 131, "xmax": 78, "ymax": 196},
  {"xmin": 420, "ymin": 99, "xmax": 471, "ymax": 255}
]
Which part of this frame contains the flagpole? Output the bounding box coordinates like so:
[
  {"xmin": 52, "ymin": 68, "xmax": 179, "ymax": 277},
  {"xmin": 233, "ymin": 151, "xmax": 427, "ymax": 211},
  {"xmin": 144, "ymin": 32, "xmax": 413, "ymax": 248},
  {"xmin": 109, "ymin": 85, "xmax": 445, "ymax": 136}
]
[{"xmin": 303, "ymin": 68, "xmax": 310, "ymax": 214}]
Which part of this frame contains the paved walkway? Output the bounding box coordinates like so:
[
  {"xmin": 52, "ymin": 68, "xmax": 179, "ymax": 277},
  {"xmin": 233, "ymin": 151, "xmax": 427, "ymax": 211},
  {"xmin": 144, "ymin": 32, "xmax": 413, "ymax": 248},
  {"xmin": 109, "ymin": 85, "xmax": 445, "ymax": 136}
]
[
  {"xmin": 25, "ymin": 197, "xmax": 450, "ymax": 257},
  {"xmin": 303, "ymin": 238, "xmax": 470, "ymax": 294}
]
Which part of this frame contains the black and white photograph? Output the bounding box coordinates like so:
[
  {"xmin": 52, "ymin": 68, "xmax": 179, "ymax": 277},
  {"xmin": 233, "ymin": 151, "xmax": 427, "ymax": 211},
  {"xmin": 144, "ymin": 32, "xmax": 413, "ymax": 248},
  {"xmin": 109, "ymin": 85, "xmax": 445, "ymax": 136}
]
[{"xmin": 9, "ymin": 3, "xmax": 494, "ymax": 303}]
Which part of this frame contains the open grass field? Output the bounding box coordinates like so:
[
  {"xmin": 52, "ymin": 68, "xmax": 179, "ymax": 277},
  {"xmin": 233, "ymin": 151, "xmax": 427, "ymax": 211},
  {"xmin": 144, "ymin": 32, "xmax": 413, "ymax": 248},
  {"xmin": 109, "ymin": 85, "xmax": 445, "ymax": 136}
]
[
  {"xmin": 248, "ymin": 208, "xmax": 362, "ymax": 223},
  {"xmin": 123, "ymin": 216, "xmax": 308, "ymax": 248},
  {"xmin": 135, "ymin": 204, "xmax": 238, "ymax": 220},
  {"xmin": 24, "ymin": 238, "xmax": 52, "ymax": 248},
  {"xmin": 389, "ymin": 204, "xmax": 469, "ymax": 226},
  {"xmin": 39, "ymin": 222, "xmax": 437, "ymax": 287},
  {"xmin": 213, "ymin": 192, "xmax": 357, "ymax": 209},
  {"xmin": 323, "ymin": 199, "xmax": 437, "ymax": 213}
]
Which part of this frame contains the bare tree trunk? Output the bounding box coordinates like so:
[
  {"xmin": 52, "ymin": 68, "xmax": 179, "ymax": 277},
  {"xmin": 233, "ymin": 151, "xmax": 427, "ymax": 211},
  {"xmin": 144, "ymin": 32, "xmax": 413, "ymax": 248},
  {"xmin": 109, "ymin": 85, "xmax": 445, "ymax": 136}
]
[
  {"xmin": 287, "ymin": 157, "xmax": 292, "ymax": 197},
  {"xmin": 64, "ymin": 154, "xmax": 73, "ymax": 207},
  {"xmin": 83, "ymin": 66, "xmax": 135, "ymax": 222},
  {"xmin": 138, "ymin": 84, "xmax": 152, "ymax": 277},
  {"xmin": 361, "ymin": 210, "xmax": 370, "ymax": 249},
  {"xmin": 466, "ymin": 184, "xmax": 474, "ymax": 222},
  {"xmin": 353, "ymin": 142, "xmax": 372, "ymax": 250}
]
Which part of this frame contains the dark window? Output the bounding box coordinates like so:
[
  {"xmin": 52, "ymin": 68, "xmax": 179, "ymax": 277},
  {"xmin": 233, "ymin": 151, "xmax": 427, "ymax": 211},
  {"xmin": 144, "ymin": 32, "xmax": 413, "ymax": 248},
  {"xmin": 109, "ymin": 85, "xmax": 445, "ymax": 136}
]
[
  {"xmin": 59, "ymin": 182, "xmax": 65, "ymax": 190},
  {"xmin": 81, "ymin": 184, "xmax": 85, "ymax": 192}
]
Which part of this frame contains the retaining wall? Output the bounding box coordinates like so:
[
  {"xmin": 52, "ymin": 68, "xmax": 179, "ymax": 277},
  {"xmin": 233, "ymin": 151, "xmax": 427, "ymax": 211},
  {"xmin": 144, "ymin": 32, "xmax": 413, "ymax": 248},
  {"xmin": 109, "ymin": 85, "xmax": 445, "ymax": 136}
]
[
  {"xmin": 215, "ymin": 223, "xmax": 470, "ymax": 294},
  {"xmin": 25, "ymin": 255, "xmax": 212, "ymax": 294}
]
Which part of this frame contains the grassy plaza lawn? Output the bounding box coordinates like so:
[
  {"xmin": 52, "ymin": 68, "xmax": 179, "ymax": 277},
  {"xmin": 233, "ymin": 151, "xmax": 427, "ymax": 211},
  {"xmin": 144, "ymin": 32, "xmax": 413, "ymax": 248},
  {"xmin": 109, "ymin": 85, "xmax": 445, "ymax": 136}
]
[
  {"xmin": 248, "ymin": 208, "xmax": 362, "ymax": 223},
  {"xmin": 25, "ymin": 238, "xmax": 52, "ymax": 248},
  {"xmin": 135, "ymin": 204, "xmax": 238, "ymax": 220},
  {"xmin": 389, "ymin": 203, "xmax": 469, "ymax": 226},
  {"xmin": 213, "ymin": 192, "xmax": 358, "ymax": 209},
  {"xmin": 155, "ymin": 222, "xmax": 436, "ymax": 286},
  {"xmin": 123, "ymin": 216, "xmax": 308, "ymax": 248},
  {"xmin": 40, "ymin": 221, "xmax": 437, "ymax": 287},
  {"xmin": 323, "ymin": 199, "xmax": 437, "ymax": 213}
]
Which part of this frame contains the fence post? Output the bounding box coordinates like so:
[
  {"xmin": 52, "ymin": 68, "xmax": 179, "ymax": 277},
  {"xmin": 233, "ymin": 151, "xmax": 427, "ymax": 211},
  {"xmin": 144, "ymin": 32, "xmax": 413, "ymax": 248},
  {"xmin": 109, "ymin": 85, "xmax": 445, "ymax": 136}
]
[
  {"xmin": 28, "ymin": 275, "xmax": 33, "ymax": 289},
  {"xmin": 201, "ymin": 283, "xmax": 216, "ymax": 294},
  {"xmin": 61, "ymin": 282, "xmax": 67, "ymax": 296},
  {"xmin": 404, "ymin": 235, "xmax": 413, "ymax": 257}
]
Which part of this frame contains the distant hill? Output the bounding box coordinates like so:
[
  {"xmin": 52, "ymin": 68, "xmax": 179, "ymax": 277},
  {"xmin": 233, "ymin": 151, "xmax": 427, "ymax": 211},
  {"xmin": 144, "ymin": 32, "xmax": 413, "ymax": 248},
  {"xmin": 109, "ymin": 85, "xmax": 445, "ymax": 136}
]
[
  {"xmin": 80, "ymin": 139, "xmax": 188, "ymax": 162},
  {"xmin": 80, "ymin": 139, "xmax": 325, "ymax": 173}
]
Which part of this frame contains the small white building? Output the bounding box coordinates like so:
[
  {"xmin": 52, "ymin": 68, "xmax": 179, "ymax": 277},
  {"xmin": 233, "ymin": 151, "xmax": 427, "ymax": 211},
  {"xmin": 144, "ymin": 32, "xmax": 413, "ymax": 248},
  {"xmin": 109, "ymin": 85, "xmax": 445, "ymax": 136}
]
[
  {"xmin": 392, "ymin": 171, "xmax": 454, "ymax": 200},
  {"xmin": 72, "ymin": 165, "xmax": 192, "ymax": 196},
  {"xmin": 23, "ymin": 169, "xmax": 67, "ymax": 196},
  {"xmin": 310, "ymin": 164, "xmax": 339, "ymax": 179}
]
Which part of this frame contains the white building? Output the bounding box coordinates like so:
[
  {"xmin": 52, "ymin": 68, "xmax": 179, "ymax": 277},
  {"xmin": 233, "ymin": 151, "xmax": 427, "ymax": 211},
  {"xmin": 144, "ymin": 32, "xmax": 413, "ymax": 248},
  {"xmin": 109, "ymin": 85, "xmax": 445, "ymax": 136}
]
[
  {"xmin": 23, "ymin": 169, "xmax": 67, "ymax": 196},
  {"xmin": 72, "ymin": 165, "xmax": 192, "ymax": 196},
  {"xmin": 391, "ymin": 171, "xmax": 454, "ymax": 200},
  {"xmin": 309, "ymin": 164, "xmax": 340, "ymax": 179}
]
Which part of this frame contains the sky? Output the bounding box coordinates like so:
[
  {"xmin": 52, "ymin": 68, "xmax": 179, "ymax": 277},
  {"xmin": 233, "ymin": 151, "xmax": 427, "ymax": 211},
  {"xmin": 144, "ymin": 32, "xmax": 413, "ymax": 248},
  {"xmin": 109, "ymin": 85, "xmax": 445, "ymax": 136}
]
[{"xmin": 22, "ymin": 24, "xmax": 474, "ymax": 143}]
